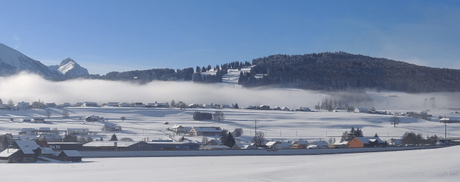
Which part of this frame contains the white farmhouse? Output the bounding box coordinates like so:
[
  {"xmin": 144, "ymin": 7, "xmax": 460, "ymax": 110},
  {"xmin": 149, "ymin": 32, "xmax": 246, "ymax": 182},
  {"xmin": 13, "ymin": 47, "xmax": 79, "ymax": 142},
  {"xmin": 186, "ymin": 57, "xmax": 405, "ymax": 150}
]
[{"xmin": 354, "ymin": 107, "xmax": 370, "ymax": 113}]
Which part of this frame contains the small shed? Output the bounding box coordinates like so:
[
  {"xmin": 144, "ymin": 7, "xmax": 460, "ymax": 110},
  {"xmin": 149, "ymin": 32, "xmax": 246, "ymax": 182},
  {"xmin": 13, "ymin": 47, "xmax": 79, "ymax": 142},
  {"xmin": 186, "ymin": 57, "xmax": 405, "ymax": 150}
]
[{"xmin": 58, "ymin": 150, "xmax": 82, "ymax": 162}]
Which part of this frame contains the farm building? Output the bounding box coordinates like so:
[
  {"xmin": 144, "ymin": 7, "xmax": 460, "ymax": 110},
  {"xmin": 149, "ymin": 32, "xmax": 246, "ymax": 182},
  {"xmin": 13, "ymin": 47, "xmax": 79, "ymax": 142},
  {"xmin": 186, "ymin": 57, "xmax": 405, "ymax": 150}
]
[
  {"xmin": 58, "ymin": 150, "xmax": 82, "ymax": 162},
  {"xmin": 348, "ymin": 137, "xmax": 385, "ymax": 148},
  {"xmin": 82, "ymin": 102, "xmax": 98, "ymax": 107},
  {"xmin": 292, "ymin": 140, "xmax": 309, "ymax": 149},
  {"xmin": 171, "ymin": 125, "xmax": 192, "ymax": 134},
  {"xmin": 47, "ymin": 142, "xmax": 83, "ymax": 151},
  {"xmin": 189, "ymin": 126, "xmax": 223, "ymax": 136},
  {"xmin": 354, "ymin": 107, "xmax": 370, "ymax": 113},
  {"xmin": 0, "ymin": 148, "xmax": 23, "ymax": 163},
  {"xmin": 85, "ymin": 115, "xmax": 101, "ymax": 122}
]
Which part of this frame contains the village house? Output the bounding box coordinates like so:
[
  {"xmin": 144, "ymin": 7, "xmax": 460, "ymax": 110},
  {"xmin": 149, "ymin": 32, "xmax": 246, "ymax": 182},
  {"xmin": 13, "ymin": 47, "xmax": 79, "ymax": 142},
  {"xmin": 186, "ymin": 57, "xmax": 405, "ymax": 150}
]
[
  {"xmin": 58, "ymin": 150, "xmax": 82, "ymax": 162},
  {"xmin": 101, "ymin": 124, "xmax": 122, "ymax": 131},
  {"xmin": 348, "ymin": 137, "xmax": 385, "ymax": 148},
  {"xmin": 16, "ymin": 101, "xmax": 30, "ymax": 110},
  {"xmin": 85, "ymin": 115, "xmax": 101, "ymax": 122},
  {"xmin": 354, "ymin": 107, "xmax": 370, "ymax": 113},
  {"xmin": 266, "ymin": 141, "xmax": 292, "ymax": 149},
  {"xmin": 259, "ymin": 105, "xmax": 270, "ymax": 110},
  {"xmin": 292, "ymin": 140, "xmax": 309, "ymax": 149},
  {"xmin": 131, "ymin": 102, "xmax": 144, "ymax": 107},
  {"xmin": 231, "ymin": 142, "xmax": 245, "ymax": 150},
  {"xmin": 148, "ymin": 141, "xmax": 200, "ymax": 150},
  {"xmin": 83, "ymin": 141, "xmax": 151, "ymax": 151},
  {"xmin": 0, "ymin": 140, "xmax": 42, "ymax": 163},
  {"xmin": 281, "ymin": 107, "xmax": 290, "ymax": 111},
  {"xmin": 332, "ymin": 141, "xmax": 349, "ymax": 148},
  {"xmin": 199, "ymin": 139, "xmax": 230, "ymax": 150},
  {"xmin": 309, "ymin": 141, "xmax": 329, "ymax": 149},
  {"xmin": 82, "ymin": 102, "xmax": 98, "ymax": 107},
  {"xmin": 33, "ymin": 118, "xmax": 46, "ymax": 123},
  {"xmin": 387, "ymin": 138, "xmax": 402, "ymax": 146},
  {"xmin": 118, "ymin": 102, "xmax": 131, "ymax": 107},
  {"xmin": 47, "ymin": 142, "xmax": 83, "ymax": 151},
  {"xmin": 106, "ymin": 102, "xmax": 119, "ymax": 107},
  {"xmin": 155, "ymin": 102, "xmax": 169, "ymax": 108},
  {"xmin": 171, "ymin": 125, "xmax": 192, "ymax": 134},
  {"xmin": 0, "ymin": 148, "xmax": 22, "ymax": 163},
  {"xmin": 299, "ymin": 107, "xmax": 311, "ymax": 111},
  {"xmin": 189, "ymin": 126, "xmax": 223, "ymax": 136}
]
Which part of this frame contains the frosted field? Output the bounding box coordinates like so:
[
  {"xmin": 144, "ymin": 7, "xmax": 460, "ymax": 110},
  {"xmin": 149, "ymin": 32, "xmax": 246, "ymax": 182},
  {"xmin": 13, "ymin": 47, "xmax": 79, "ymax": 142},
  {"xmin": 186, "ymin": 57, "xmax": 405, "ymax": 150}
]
[
  {"xmin": 1, "ymin": 70, "xmax": 460, "ymax": 181},
  {"xmin": 1, "ymin": 146, "xmax": 459, "ymax": 182},
  {"xmin": 1, "ymin": 106, "xmax": 459, "ymax": 142}
]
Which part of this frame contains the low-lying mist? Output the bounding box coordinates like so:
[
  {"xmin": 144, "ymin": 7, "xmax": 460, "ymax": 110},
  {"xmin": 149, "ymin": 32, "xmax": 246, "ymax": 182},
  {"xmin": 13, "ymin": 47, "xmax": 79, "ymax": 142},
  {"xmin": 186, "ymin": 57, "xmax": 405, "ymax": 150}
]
[{"xmin": 1, "ymin": 72, "xmax": 459, "ymax": 110}]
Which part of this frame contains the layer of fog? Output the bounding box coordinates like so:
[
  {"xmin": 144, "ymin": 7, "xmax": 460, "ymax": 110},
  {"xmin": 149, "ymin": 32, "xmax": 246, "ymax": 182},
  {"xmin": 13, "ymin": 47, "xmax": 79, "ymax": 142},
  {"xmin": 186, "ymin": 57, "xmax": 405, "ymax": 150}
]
[{"xmin": 1, "ymin": 72, "xmax": 460, "ymax": 110}]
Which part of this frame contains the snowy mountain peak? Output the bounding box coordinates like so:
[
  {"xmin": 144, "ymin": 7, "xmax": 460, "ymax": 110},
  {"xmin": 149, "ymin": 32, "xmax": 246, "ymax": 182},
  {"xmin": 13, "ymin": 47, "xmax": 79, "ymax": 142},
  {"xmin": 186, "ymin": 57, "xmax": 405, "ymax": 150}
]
[
  {"xmin": 48, "ymin": 57, "xmax": 89, "ymax": 77},
  {"xmin": 0, "ymin": 43, "xmax": 59, "ymax": 77},
  {"xmin": 60, "ymin": 57, "xmax": 75, "ymax": 66}
]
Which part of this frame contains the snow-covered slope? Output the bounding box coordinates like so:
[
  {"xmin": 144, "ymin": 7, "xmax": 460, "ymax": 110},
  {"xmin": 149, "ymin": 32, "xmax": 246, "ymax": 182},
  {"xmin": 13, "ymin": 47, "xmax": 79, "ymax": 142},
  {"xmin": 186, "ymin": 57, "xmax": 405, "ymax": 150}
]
[
  {"xmin": 0, "ymin": 43, "xmax": 59, "ymax": 78},
  {"xmin": 48, "ymin": 57, "xmax": 89, "ymax": 78}
]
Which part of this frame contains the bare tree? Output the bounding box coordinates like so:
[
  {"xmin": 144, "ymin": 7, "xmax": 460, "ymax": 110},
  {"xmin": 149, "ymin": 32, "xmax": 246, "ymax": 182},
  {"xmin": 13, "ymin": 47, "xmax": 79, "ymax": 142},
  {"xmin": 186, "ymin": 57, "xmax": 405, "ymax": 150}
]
[
  {"xmin": 7, "ymin": 100, "xmax": 14, "ymax": 107},
  {"xmin": 213, "ymin": 111, "xmax": 224, "ymax": 121},
  {"xmin": 119, "ymin": 137, "xmax": 134, "ymax": 142},
  {"xmin": 62, "ymin": 110, "xmax": 70, "ymax": 118},
  {"xmin": 253, "ymin": 131, "xmax": 265, "ymax": 147},
  {"xmin": 121, "ymin": 116, "xmax": 126, "ymax": 122},
  {"xmin": 201, "ymin": 136, "xmax": 208, "ymax": 146},
  {"xmin": 232, "ymin": 128, "xmax": 243, "ymax": 137},
  {"xmin": 46, "ymin": 109, "xmax": 52, "ymax": 119},
  {"xmin": 390, "ymin": 116, "xmax": 401, "ymax": 127}
]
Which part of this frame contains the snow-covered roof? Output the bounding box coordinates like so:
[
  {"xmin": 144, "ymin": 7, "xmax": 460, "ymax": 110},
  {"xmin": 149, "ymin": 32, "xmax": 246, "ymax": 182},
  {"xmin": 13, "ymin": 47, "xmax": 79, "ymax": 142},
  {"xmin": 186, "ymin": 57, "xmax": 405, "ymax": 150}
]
[
  {"xmin": 440, "ymin": 118, "xmax": 460, "ymax": 123},
  {"xmin": 265, "ymin": 141, "xmax": 277, "ymax": 147},
  {"xmin": 333, "ymin": 141, "xmax": 349, "ymax": 145},
  {"xmin": 83, "ymin": 141, "xmax": 139, "ymax": 147},
  {"xmin": 355, "ymin": 107, "xmax": 369, "ymax": 111},
  {"xmin": 0, "ymin": 148, "xmax": 21, "ymax": 157},
  {"xmin": 355, "ymin": 137, "xmax": 384, "ymax": 144},
  {"xmin": 40, "ymin": 147, "xmax": 56, "ymax": 155},
  {"xmin": 276, "ymin": 142, "xmax": 292, "ymax": 148},
  {"xmin": 191, "ymin": 127, "xmax": 223, "ymax": 133},
  {"xmin": 61, "ymin": 150, "xmax": 82, "ymax": 157},
  {"xmin": 310, "ymin": 141, "xmax": 328, "ymax": 146},
  {"xmin": 14, "ymin": 140, "xmax": 41, "ymax": 155},
  {"xmin": 294, "ymin": 140, "xmax": 309, "ymax": 145}
]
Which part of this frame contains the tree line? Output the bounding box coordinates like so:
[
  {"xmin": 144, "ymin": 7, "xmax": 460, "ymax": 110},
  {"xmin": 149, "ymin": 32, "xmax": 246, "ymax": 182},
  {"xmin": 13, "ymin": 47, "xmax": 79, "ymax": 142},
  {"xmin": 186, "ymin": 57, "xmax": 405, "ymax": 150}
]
[{"xmin": 238, "ymin": 52, "xmax": 460, "ymax": 93}]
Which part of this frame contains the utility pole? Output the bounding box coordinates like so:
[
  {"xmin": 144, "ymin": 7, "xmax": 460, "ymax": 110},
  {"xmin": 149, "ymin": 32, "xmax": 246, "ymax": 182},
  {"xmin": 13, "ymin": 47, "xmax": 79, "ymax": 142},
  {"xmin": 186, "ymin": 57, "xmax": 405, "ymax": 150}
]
[
  {"xmin": 254, "ymin": 120, "xmax": 257, "ymax": 139},
  {"xmin": 445, "ymin": 122, "xmax": 447, "ymax": 138}
]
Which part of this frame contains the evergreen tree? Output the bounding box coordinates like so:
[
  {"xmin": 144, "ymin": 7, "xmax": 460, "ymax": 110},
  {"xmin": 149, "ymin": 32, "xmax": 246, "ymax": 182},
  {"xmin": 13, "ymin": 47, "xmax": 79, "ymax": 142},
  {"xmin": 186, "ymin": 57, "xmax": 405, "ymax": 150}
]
[
  {"xmin": 110, "ymin": 134, "xmax": 118, "ymax": 141},
  {"xmin": 225, "ymin": 132, "xmax": 236, "ymax": 147},
  {"xmin": 220, "ymin": 129, "xmax": 229, "ymax": 145}
]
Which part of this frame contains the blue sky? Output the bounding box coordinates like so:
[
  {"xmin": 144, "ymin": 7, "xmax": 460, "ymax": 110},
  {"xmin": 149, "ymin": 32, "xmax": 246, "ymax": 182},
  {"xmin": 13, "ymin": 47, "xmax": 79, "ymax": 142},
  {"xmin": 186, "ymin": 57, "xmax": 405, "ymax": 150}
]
[{"xmin": 1, "ymin": 0, "xmax": 459, "ymax": 74}]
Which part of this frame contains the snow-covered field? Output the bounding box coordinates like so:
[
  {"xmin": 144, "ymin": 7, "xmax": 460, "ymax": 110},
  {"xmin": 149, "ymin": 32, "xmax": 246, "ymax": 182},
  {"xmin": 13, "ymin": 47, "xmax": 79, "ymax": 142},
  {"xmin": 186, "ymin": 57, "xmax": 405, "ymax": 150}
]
[
  {"xmin": 1, "ymin": 106, "xmax": 459, "ymax": 143},
  {"xmin": 1, "ymin": 146, "xmax": 459, "ymax": 182},
  {"xmin": 1, "ymin": 69, "xmax": 460, "ymax": 181}
]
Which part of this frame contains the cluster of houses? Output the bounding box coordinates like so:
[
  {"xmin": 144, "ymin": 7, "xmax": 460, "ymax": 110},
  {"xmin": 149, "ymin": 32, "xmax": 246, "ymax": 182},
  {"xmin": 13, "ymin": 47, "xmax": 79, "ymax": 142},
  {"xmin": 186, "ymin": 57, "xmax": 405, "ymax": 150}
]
[
  {"xmin": 169, "ymin": 125, "xmax": 223, "ymax": 136},
  {"xmin": 0, "ymin": 140, "xmax": 82, "ymax": 163},
  {"xmin": 244, "ymin": 105, "xmax": 312, "ymax": 112},
  {"xmin": 17, "ymin": 127, "xmax": 98, "ymax": 142}
]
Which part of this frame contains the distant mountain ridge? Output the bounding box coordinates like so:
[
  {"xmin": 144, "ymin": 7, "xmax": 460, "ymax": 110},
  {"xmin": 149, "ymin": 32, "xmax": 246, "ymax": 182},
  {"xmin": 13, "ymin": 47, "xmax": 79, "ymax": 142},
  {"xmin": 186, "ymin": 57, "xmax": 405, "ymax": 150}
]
[
  {"xmin": 2, "ymin": 43, "xmax": 460, "ymax": 93},
  {"xmin": 239, "ymin": 52, "xmax": 460, "ymax": 93},
  {"xmin": 0, "ymin": 43, "xmax": 59, "ymax": 78}
]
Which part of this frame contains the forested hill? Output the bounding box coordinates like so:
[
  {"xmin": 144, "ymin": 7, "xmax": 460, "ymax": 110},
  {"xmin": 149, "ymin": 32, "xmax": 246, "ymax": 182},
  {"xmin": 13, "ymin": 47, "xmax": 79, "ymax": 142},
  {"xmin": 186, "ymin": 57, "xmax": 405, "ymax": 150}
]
[{"xmin": 238, "ymin": 52, "xmax": 460, "ymax": 93}]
